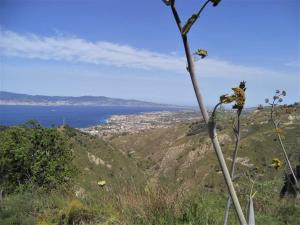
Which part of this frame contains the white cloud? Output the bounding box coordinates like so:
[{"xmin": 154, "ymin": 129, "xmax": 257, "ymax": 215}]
[
  {"xmin": 0, "ymin": 29, "xmax": 297, "ymax": 79},
  {"xmin": 0, "ymin": 29, "xmax": 186, "ymax": 72}
]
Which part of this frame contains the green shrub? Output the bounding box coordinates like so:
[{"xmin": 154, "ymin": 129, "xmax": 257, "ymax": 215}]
[{"xmin": 0, "ymin": 121, "xmax": 76, "ymax": 193}]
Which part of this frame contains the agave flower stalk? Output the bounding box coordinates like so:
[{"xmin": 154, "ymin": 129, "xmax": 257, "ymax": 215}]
[
  {"xmin": 163, "ymin": 1, "xmax": 247, "ymax": 224},
  {"xmin": 267, "ymin": 91, "xmax": 299, "ymax": 191},
  {"xmin": 212, "ymin": 82, "xmax": 246, "ymax": 224},
  {"xmin": 224, "ymin": 110, "xmax": 242, "ymax": 225}
]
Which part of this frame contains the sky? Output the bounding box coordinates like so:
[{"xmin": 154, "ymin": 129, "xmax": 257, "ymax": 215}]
[{"xmin": 0, "ymin": 0, "xmax": 299, "ymax": 107}]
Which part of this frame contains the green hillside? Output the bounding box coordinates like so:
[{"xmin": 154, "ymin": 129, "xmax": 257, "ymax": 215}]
[{"xmin": 0, "ymin": 104, "xmax": 299, "ymax": 224}]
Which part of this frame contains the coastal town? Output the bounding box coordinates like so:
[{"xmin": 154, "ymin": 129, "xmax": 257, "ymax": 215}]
[{"xmin": 80, "ymin": 111, "xmax": 201, "ymax": 137}]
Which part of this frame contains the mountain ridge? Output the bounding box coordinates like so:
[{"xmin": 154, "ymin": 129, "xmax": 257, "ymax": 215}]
[{"xmin": 0, "ymin": 91, "xmax": 179, "ymax": 107}]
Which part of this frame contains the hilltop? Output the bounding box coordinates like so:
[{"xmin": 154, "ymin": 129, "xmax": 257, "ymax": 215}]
[{"xmin": 0, "ymin": 91, "xmax": 178, "ymax": 107}]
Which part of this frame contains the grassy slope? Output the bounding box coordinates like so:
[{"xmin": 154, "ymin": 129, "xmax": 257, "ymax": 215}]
[
  {"xmin": 110, "ymin": 105, "xmax": 300, "ymax": 224},
  {"xmin": 71, "ymin": 130, "xmax": 146, "ymax": 197},
  {"xmin": 112, "ymin": 105, "xmax": 300, "ymax": 184},
  {"xmin": 0, "ymin": 127, "xmax": 146, "ymax": 225}
]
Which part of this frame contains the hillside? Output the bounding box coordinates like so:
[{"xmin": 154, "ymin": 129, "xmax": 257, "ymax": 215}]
[
  {"xmin": 1, "ymin": 104, "xmax": 299, "ymax": 224},
  {"xmin": 111, "ymin": 104, "xmax": 300, "ymax": 194},
  {"xmin": 0, "ymin": 91, "xmax": 175, "ymax": 107}
]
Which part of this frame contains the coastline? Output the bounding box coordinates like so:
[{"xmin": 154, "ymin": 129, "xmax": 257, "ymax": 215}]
[{"xmin": 79, "ymin": 110, "xmax": 201, "ymax": 137}]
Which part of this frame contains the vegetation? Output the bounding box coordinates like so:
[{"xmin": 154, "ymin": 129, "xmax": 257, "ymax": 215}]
[
  {"xmin": 265, "ymin": 90, "xmax": 299, "ymax": 196},
  {"xmin": 0, "ymin": 1, "xmax": 299, "ymax": 224},
  {"xmin": 0, "ymin": 103, "xmax": 299, "ymax": 224},
  {"xmin": 0, "ymin": 120, "xmax": 75, "ymax": 194}
]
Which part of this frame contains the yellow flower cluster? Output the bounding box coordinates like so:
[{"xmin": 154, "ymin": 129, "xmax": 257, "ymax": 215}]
[
  {"xmin": 271, "ymin": 158, "xmax": 282, "ymax": 170},
  {"xmin": 219, "ymin": 83, "xmax": 246, "ymax": 110}
]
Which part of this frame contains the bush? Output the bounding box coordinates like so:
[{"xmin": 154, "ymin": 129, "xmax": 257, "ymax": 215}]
[{"xmin": 0, "ymin": 121, "xmax": 76, "ymax": 194}]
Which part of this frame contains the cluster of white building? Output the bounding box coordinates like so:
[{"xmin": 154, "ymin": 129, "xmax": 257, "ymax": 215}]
[{"xmin": 80, "ymin": 111, "xmax": 201, "ymax": 137}]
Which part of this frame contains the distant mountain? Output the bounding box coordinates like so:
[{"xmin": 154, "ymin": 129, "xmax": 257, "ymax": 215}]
[{"xmin": 0, "ymin": 91, "xmax": 176, "ymax": 107}]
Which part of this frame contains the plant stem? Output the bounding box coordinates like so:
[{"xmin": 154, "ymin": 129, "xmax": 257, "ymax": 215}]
[
  {"xmin": 169, "ymin": 2, "xmax": 247, "ymax": 223},
  {"xmin": 273, "ymin": 121, "xmax": 299, "ymax": 189},
  {"xmin": 270, "ymin": 100, "xmax": 299, "ymax": 189},
  {"xmin": 224, "ymin": 111, "xmax": 241, "ymax": 225}
]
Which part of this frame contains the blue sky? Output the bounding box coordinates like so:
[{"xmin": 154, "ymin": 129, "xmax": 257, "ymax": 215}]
[{"xmin": 0, "ymin": 0, "xmax": 299, "ymax": 106}]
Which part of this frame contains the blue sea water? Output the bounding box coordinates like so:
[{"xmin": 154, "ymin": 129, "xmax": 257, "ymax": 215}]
[{"xmin": 0, "ymin": 105, "xmax": 178, "ymax": 128}]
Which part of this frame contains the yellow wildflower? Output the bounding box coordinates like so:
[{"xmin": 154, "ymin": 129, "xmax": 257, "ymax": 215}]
[
  {"xmin": 98, "ymin": 180, "xmax": 106, "ymax": 187},
  {"xmin": 219, "ymin": 81, "xmax": 246, "ymax": 110},
  {"xmin": 220, "ymin": 94, "xmax": 234, "ymax": 104},
  {"xmin": 232, "ymin": 87, "xmax": 245, "ymax": 110},
  {"xmin": 271, "ymin": 158, "xmax": 282, "ymax": 170}
]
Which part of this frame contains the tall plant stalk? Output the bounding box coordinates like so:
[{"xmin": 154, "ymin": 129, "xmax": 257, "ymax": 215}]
[
  {"xmin": 224, "ymin": 110, "xmax": 242, "ymax": 225},
  {"xmin": 163, "ymin": 1, "xmax": 247, "ymax": 223},
  {"xmin": 269, "ymin": 95, "xmax": 299, "ymax": 190}
]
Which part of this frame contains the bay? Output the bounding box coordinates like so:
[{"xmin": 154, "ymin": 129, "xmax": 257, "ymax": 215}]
[{"xmin": 0, "ymin": 105, "xmax": 178, "ymax": 128}]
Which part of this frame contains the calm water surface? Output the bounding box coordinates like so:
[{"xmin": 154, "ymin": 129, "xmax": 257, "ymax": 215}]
[{"xmin": 0, "ymin": 105, "xmax": 177, "ymax": 128}]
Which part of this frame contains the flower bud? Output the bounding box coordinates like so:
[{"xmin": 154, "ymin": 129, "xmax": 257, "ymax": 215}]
[
  {"xmin": 161, "ymin": 0, "xmax": 171, "ymax": 6},
  {"xmin": 195, "ymin": 49, "xmax": 208, "ymax": 59},
  {"xmin": 210, "ymin": 0, "xmax": 221, "ymax": 7}
]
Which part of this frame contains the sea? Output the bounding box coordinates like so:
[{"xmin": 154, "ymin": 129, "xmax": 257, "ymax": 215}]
[{"xmin": 0, "ymin": 105, "xmax": 179, "ymax": 128}]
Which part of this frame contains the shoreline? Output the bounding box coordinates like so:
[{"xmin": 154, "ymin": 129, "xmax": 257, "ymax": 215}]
[
  {"xmin": 1, "ymin": 105, "xmax": 193, "ymax": 128},
  {"xmin": 79, "ymin": 110, "xmax": 201, "ymax": 137}
]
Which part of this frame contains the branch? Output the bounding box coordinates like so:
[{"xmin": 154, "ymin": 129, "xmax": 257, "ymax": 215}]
[
  {"xmin": 170, "ymin": 1, "xmax": 183, "ymax": 32},
  {"xmin": 273, "ymin": 121, "xmax": 299, "ymax": 189},
  {"xmin": 269, "ymin": 94, "xmax": 299, "ymax": 190}
]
